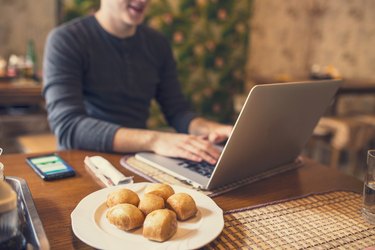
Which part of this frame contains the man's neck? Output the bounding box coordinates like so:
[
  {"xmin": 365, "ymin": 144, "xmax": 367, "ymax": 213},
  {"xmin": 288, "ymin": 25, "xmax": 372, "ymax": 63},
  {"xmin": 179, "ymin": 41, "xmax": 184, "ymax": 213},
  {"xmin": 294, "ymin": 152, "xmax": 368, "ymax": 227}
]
[{"xmin": 95, "ymin": 11, "xmax": 136, "ymax": 38}]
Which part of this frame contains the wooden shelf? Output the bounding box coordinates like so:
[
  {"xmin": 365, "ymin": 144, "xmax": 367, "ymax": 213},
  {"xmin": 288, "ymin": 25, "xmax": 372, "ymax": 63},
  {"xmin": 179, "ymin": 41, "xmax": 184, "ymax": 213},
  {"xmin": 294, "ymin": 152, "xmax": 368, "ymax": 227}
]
[{"xmin": 0, "ymin": 80, "xmax": 43, "ymax": 106}]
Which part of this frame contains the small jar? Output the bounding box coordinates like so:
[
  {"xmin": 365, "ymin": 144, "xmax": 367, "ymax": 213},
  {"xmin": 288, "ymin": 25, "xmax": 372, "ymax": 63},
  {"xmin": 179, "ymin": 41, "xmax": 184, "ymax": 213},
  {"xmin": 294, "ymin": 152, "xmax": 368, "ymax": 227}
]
[
  {"xmin": 0, "ymin": 181, "xmax": 26, "ymax": 249},
  {"xmin": 0, "ymin": 181, "xmax": 18, "ymax": 243}
]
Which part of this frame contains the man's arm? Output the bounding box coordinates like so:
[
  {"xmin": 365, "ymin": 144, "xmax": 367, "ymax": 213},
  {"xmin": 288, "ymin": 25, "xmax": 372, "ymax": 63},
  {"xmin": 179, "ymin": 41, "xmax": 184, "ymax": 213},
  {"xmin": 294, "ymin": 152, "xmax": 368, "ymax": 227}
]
[
  {"xmin": 153, "ymin": 35, "xmax": 198, "ymax": 133},
  {"xmin": 112, "ymin": 128, "xmax": 221, "ymax": 164},
  {"xmin": 43, "ymin": 27, "xmax": 121, "ymax": 152},
  {"xmin": 112, "ymin": 116, "xmax": 233, "ymax": 164}
]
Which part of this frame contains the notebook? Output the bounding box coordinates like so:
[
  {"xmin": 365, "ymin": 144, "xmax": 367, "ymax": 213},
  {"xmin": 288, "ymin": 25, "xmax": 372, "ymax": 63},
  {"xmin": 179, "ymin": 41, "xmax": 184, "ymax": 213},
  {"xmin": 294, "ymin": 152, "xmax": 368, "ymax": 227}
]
[{"xmin": 135, "ymin": 80, "xmax": 341, "ymax": 190}]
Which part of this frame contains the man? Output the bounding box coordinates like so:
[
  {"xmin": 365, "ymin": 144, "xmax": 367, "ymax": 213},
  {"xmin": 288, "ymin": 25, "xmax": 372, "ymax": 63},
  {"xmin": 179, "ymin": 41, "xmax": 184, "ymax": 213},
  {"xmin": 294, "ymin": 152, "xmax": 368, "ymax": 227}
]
[{"xmin": 43, "ymin": 0, "xmax": 232, "ymax": 164}]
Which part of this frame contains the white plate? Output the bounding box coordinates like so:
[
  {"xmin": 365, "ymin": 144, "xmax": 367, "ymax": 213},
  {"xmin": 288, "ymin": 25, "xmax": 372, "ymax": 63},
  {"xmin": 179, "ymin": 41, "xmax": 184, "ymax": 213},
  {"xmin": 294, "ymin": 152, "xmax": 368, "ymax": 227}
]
[{"xmin": 71, "ymin": 182, "xmax": 224, "ymax": 250}]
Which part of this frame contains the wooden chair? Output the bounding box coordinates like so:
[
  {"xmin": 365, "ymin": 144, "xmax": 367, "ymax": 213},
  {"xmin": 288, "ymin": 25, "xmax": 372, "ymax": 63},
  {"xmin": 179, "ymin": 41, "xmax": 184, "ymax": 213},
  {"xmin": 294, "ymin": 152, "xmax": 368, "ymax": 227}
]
[{"xmin": 312, "ymin": 117, "xmax": 375, "ymax": 177}]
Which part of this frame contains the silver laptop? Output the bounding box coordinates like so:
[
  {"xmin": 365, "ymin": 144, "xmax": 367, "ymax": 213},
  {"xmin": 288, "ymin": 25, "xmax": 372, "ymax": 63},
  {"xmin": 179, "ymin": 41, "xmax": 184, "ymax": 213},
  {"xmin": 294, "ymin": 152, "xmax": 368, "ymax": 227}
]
[{"xmin": 135, "ymin": 80, "xmax": 341, "ymax": 190}]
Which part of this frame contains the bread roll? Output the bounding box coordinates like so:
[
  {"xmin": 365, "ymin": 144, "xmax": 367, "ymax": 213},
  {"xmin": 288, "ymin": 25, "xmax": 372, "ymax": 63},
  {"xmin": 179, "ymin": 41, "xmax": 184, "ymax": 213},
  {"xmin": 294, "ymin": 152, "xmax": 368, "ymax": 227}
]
[
  {"xmin": 106, "ymin": 188, "xmax": 140, "ymax": 207},
  {"xmin": 138, "ymin": 193, "xmax": 165, "ymax": 215},
  {"xmin": 143, "ymin": 209, "xmax": 177, "ymax": 242},
  {"xmin": 166, "ymin": 193, "xmax": 197, "ymax": 221},
  {"xmin": 106, "ymin": 204, "xmax": 145, "ymax": 231},
  {"xmin": 144, "ymin": 183, "xmax": 174, "ymax": 201}
]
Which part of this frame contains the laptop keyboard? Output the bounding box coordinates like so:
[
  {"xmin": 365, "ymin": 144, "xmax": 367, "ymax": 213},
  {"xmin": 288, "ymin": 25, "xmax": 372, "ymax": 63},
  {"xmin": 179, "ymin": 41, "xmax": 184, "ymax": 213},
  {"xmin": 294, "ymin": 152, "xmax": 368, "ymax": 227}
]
[{"xmin": 178, "ymin": 160, "xmax": 215, "ymax": 178}]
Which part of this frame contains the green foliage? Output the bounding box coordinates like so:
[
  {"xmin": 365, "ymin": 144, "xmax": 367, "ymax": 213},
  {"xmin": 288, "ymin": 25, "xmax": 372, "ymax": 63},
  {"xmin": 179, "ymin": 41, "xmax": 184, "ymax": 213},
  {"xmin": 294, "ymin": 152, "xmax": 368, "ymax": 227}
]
[
  {"xmin": 146, "ymin": 0, "xmax": 251, "ymax": 124},
  {"xmin": 61, "ymin": 0, "xmax": 100, "ymax": 23},
  {"xmin": 62, "ymin": 0, "xmax": 252, "ymax": 126}
]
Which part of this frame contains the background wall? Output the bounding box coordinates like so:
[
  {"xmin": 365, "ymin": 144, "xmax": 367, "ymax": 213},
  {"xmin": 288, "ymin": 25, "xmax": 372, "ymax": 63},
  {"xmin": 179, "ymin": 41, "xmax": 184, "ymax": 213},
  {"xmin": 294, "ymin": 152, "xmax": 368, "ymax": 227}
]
[
  {"xmin": 2, "ymin": 0, "xmax": 375, "ymax": 83},
  {"xmin": 0, "ymin": 0, "xmax": 56, "ymax": 74},
  {"xmin": 247, "ymin": 0, "xmax": 375, "ymax": 83}
]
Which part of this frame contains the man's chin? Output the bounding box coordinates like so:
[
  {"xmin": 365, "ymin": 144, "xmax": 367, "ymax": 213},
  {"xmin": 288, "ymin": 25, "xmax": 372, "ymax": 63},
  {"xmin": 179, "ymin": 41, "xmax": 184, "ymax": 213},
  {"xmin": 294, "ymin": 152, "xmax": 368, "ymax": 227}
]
[
  {"xmin": 123, "ymin": 16, "xmax": 144, "ymax": 27},
  {"xmin": 127, "ymin": 10, "xmax": 146, "ymax": 25}
]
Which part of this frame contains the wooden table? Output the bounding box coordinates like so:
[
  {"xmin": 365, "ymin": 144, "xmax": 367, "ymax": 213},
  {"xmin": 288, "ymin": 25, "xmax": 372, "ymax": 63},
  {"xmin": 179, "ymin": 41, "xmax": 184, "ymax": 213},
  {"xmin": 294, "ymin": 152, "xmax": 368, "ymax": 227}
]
[
  {"xmin": 1, "ymin": 150, "xmax": 363, "ymax": 249},
  {"xmin": 338, "ymin": 79, "xmax": 375, "ymax": 95},
  {"xmin": 329, "ymin": 79, "xmax": 375, "ymax": 115}
]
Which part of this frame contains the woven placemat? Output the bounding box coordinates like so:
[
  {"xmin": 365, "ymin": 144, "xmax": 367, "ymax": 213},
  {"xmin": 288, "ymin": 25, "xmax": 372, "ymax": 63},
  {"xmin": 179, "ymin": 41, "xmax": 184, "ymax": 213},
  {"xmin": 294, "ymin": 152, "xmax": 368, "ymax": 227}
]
[
  {"xmin": 120, "ymin": 155, "xmax": 302, "ymax": 198},
  {"xmin": 205, "ymin": 191, "xmax": 375, "ymax": 249}
]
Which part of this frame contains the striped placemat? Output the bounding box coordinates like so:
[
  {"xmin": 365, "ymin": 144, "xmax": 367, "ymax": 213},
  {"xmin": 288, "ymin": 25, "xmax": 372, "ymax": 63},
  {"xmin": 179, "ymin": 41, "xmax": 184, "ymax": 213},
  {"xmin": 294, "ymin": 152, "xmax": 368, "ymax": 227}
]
[
  {"xmin": 120, "ymin": 155, "xmax": 302, "ymax": 198},
  {"xmin": 205, "ymin": 191, "xmax": 375, "ymax": 249}
]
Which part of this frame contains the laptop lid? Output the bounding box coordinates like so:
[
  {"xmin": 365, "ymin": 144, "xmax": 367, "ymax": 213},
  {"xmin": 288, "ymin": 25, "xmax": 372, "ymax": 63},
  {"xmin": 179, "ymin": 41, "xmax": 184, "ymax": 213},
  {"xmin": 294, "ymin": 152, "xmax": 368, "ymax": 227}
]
[
  {"xmin": 206, "ymin": 79, "xmax": 341, "ymax": 189},
  {"xmin": 135, "ymin": 80, "xmax": 341, "ymax": 190}
]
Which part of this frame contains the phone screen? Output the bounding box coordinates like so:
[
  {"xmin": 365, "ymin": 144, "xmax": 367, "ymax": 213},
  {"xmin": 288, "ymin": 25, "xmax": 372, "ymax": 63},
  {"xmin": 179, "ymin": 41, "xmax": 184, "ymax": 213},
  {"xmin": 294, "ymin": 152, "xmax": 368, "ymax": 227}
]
[{"xmin": 27, "ymin": 154, "xmax": 75, "ymax": 180}]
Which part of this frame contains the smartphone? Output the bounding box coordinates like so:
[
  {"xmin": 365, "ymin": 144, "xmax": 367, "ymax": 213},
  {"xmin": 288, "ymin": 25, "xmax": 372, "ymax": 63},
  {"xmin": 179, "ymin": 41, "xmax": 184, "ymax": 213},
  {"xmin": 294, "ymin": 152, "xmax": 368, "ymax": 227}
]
[{"xmin": 25, "ymin": 154, "xmax": 76, "ymax": 180}]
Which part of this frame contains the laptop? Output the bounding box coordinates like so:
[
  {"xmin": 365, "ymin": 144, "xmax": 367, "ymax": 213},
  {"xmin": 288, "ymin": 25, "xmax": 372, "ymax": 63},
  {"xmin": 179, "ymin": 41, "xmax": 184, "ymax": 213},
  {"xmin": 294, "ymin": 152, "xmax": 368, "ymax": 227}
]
[{"xmin": 135, "ymin": 80, "xmax": 341, "ymax": 190}]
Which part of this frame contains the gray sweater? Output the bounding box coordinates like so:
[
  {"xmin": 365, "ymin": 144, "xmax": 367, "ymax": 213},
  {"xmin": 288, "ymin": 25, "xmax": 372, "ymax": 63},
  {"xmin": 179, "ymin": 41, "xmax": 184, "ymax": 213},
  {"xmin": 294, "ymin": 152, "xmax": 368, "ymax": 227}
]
[{"xmin": 43, "ymin": 16, "xmax": 197, "ymax": 152}]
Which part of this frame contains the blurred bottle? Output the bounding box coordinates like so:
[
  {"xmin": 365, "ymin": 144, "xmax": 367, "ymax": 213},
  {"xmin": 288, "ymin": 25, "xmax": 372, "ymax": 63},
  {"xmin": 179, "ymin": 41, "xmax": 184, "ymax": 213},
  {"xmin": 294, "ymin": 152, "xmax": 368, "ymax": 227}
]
[
  {"xmin": 310, "ymin": 64, "xmax": 341, "ymax": 80},
  {"xmin": 25, "ymin": 39, "xmax": 37, "ymax": 80},
  {"xmin": 0, "ymin": 57, "xmax": 6, "ymax": 77},
  {"xmin": 7, "ymin": 55, "xmax": 19, "ymax": 78}
]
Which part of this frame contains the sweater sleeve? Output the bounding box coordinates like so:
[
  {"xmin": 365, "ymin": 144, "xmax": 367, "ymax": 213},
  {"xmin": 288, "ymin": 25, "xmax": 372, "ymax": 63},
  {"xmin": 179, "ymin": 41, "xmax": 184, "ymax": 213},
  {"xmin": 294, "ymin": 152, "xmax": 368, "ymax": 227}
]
[
  {"xmin": 155, "ymin": 37, "xmax": 198, "ymax": 133},
  {"xmin": 42, "ymin": 27, "xmax": 120, "ymax": 152}
]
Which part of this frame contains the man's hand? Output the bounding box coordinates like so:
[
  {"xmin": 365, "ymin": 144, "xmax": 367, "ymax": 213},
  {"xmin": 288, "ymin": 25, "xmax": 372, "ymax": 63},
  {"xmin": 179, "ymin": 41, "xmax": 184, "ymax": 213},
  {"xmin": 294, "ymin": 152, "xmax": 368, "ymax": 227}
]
[
  {"xmin": 189, "ymin": 117, "xmax": 233, "ymax": 144},
  {"xmin": 150, "ymin": 132, "xmax": 221, "ymax": 164}
]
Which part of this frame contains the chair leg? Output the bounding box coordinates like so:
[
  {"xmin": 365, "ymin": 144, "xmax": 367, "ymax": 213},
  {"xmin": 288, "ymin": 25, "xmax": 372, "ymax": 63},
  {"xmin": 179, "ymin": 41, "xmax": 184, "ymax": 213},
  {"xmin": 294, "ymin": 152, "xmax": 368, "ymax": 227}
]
[
  {"xmin": 330, "ymin": 148, "xmax": 341, "ymax": 168},
  {"xmin": 346, "ymin": 150, "xmax": 358, "ymax": 176}
]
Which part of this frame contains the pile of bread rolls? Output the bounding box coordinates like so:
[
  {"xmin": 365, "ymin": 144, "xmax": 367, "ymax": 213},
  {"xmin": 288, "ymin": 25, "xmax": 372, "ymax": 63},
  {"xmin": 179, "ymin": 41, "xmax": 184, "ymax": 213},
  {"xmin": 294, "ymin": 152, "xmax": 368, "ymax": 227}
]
[{"xmin": 106, "ymin": 183, "xmax": 198, "ymax": 242}]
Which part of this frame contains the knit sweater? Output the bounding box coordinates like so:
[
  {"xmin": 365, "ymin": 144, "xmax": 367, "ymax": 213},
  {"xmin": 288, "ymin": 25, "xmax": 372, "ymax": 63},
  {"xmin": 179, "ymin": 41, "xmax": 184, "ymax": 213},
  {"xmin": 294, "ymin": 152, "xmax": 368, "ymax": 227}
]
[{"xmin": 43, "ymin": 16, "xmax": 196, "ymax": 152}]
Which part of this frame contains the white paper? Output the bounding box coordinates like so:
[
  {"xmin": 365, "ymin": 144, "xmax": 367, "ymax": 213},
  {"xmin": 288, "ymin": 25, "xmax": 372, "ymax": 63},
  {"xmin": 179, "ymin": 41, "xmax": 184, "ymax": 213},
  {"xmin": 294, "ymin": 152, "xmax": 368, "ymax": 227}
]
[{"xmin": 85, "ymin": 156, "xmax": 133, "ymax": 185}]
